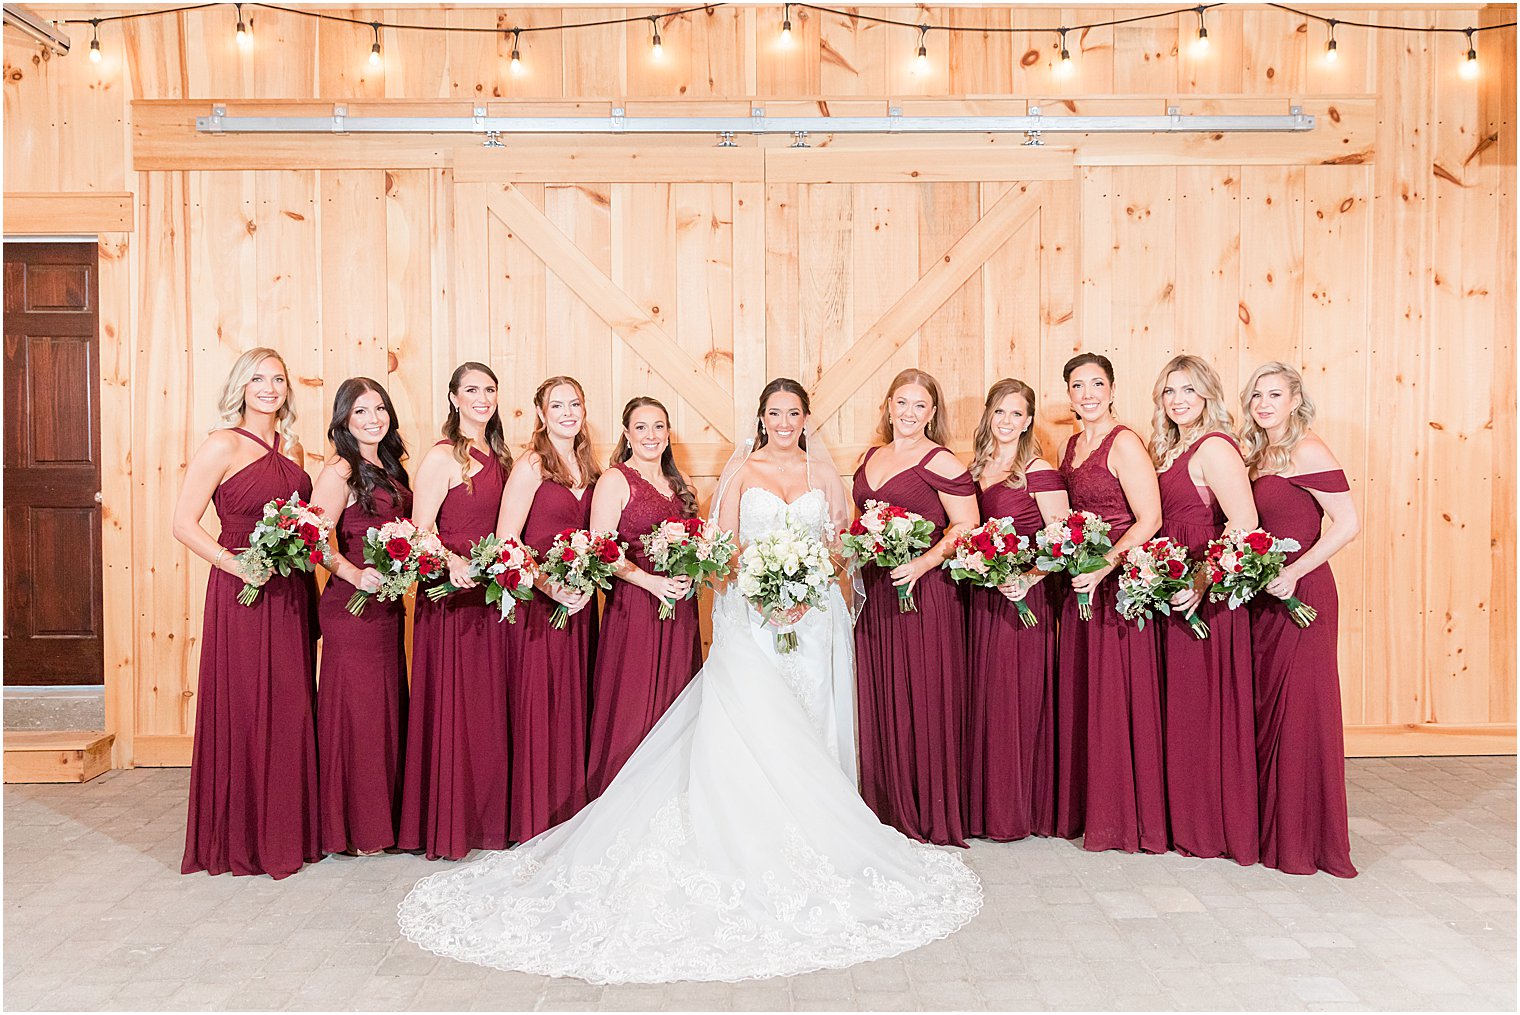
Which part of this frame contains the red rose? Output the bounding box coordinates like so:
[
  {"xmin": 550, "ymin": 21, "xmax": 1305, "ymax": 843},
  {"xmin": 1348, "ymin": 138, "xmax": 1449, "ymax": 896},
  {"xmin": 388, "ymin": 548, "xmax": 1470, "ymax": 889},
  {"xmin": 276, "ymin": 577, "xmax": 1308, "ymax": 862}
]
[
  {"xmin": 596, "ymin": 541, "xmax": 621, "ymax": 564},
  {"xmin": 273, "ymin": 498, "xmax": 286, "ymax": 508},
  {"xmin": 504, "ymin": 569, "xmax": 521, "ymax": 590},
  {"xmin": 1067, "ymin": 521, "xmax": 1084, "ymax": 543},
  {"xmin": 848, "ymin": 520, "xmax": 866, "ymax": 536},
  {"xmin": 556, "ymin": 528, "xmax": 576, "ymax": 542},
  {"xmin": 308, "ymin": 547, "xmax": 323, "ymax": 564},
  {"xmin": 417, "ymin": 554, "xmax": 442, "ymax": 576},
  {"xmin": 1243, "ymin": 531, "xmax": 1273, "ymax": 555},
  {"xmin": 386, "ymin": 537, "xmax": 412, "ymax": 560},
  {"xmin": 1166, "ymin": 558, "xmax": 1186, "ymax": 579},
  {"xmin": 971, "ymin": 532, "xmax": 996, "ymax": 557},
  {"xmin": 298, "ymin": 522, "xmax": 320, "ymax": 544}
]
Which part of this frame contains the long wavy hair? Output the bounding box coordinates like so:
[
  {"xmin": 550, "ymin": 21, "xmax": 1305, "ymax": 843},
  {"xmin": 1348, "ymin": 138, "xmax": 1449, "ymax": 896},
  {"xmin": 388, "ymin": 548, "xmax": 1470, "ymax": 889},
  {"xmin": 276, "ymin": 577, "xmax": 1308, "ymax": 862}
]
[
  {"xmin": 1239, "ymin": 361, "xmax": 1316, "ymax": 479},
  {"xmin": 970, "ymin": 378, "xmax": 1043, "ymax": 491},
  {"xmin": 213, "ymin": 347, "xmax": 298, "ymax": 447},
  {"xmin": 327, "ymin": 377, "xmax": 409, "ymax": 515},
  {"xmin": 754, "ymin": 377, "xmax": 811, "ymax": 452},
  {"xmin": 875, "ymin": 368, "xmax": 949, "ymax": 446},
  {"xmin": 530, "ymin": 375, "xmax": 601, "ymax": 491},
  {"xmin": 611, "ymin": 396, "xmax": 698, "ymax": 518},
  {"xmin": 442, "ymin": 361, "xmax": 512, "ymax": 492},
  {"xmin": 1149, "ymin": 354, "xmax": 1236, "ymax": 471},
  {"xmin": 1062, "ymin": 351, "xmax": 1118, "ymax": 420}
]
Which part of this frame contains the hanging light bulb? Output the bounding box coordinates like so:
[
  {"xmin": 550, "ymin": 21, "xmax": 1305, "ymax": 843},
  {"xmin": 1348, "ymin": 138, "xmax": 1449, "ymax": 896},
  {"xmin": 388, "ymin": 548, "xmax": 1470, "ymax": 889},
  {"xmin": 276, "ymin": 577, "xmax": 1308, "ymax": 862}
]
[
  {"xmin": 510, "ymin": 29, "xmax": 523, "ymax": 74},
  {"xmin": 915, "ymin": 25, "xmax": 929, "ymax": 73},
  {"xmin": 1057, "ymin": 28, "xmax": 1074, "ymax": 76},
  {"xmin": 1323, "ymin": 19, "xmax": 1338, "ymax": 62},
  {"xmin": 369, "ymin": 22, "xmax": 382, "ymax": 66},
  {"xmin": 649, "ymin": 16, "xmax": 664, "ymax": 60},
  {"xmin": 1460, "ymin": 28, "xmax": 1479, "ymax": 79},
  {"xmin": 780, "ymin": 3, "xmax": 793, "ymax": 46},
  {"xmin": 88, "ymin": 19, "xmax": 101, "ymax": 62},
  {"xmin": 234, "ymin": 3, "xmax": 250, "ymax": 48},
  {"xmin": 1192, "ymin": 6, "xmax": 1210, "ymax": 54}
]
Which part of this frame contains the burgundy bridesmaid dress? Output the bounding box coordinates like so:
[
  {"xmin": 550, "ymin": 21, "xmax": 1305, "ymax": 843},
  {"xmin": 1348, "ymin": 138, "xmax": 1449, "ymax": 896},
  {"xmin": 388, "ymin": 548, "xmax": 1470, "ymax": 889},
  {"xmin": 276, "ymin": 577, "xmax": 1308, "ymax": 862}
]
[
  {"xmin": 1251, "ymin": 469, "xmax": 1357, "ymax": 877},
  {"xmin": 966, "ymin": 468, "xmax": 1066, "ymax": 841},
  {"xmin": 1158, "ymin": 433, "xmax": 1259, "ymax": 865},
  {"xmin": 316, "ymin": 480, "xmax": 412, "ymax": 855},
  {"xmin": 1055, "ymin": 424, "xmax": 1168, "ymax": 854},
  {"xmin": 504, "ymin": 478, "xmax": 598, "ymax": 842},
  {"xmin": 397, "ymin": 444, "xmax": 510, "ymax": 861},
  {"xmin": 585, "ymin": 464, "xmax": 701, "ymax": 798},
  {"xmin": 182, "ymin": 427, "xmax": 321, "ymax": 879},
  {"xmin": 853, "ymin": 445, "xmax": 976, "ymax": 848}
]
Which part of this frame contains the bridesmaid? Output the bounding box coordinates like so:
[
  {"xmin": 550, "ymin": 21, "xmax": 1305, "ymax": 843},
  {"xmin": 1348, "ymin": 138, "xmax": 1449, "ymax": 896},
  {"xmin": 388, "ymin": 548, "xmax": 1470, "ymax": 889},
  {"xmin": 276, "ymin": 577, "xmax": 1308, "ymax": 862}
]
[
  {"xmin": 1054, "ymin": 352, "xmax": 1168, "ymax": 854},
  {"xmin": 497, "ymin": 376, "xmax": 600, "ymax": 842},
  {"xmin": 1150, "ymin": 355, "xmax": 1260, "ymax": 865},
  {"xmin": 853, "ymin": 368, "xmax": 980, "ymax": 847},
  {"xmin": 1241, "ymin": 362, "xmax": 1360, "ymax": 878},
  {"xmin": 310, "ymin": 378, "xmax": 412, "ymax": 857},
  {"xmin": 172, "ymin": 347, "xmax": 320, "ymax": 879},
  {"xmin": 585, "ymin": 397, "xmax": 701, "ymax": 797},
  {"xmin": 965, "ymin": 378, "xmax": 1069, "ymax": 841},
  {"xmin": 397, "ymin": 362, "xmax": 513, "ymax": 861}
]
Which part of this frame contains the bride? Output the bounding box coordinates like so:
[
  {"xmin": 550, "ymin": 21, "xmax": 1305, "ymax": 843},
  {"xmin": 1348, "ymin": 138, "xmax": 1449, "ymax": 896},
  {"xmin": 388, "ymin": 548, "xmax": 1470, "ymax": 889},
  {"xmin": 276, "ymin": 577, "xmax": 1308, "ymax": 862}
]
[{"xmin": 397, "ymin": 378, "xmax": 982, "ymax": 984}]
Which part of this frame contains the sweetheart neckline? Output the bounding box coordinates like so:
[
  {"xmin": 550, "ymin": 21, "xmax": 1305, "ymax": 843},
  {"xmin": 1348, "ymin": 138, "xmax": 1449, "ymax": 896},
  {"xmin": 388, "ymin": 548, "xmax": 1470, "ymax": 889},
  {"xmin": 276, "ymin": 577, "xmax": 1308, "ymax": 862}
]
[{"xmin": 741, "ymin": 486, "xmax": 825, "ymax": 509}]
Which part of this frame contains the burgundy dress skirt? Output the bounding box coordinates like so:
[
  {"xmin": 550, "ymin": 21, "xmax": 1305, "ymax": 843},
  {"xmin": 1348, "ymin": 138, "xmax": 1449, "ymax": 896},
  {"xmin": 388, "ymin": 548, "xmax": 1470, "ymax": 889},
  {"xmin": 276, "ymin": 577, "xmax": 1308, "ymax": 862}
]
[
  {"xmin": 966, "ymin": 468, "xmax": 1066, "ymax": 841},
  {"xmin": 1055, "ymin": 425, "xmax": 1168, "ymax": 854},
  {"xmin": 1158, "ymin": 433, "xmax": 1258, "ymax": 865},
  {"xmin": 182, "ymin": 427, "xmax": 321, "ymax": 879},
  {"xmin": 1251, "ymin": 469, "xmax": 1357, "ymax": 877},
  {"xmin": 585, "ymin": 464, "xmax": 701, "ymax": 798},
  {"xmin": 504, "ymin": 478, "xmax": 598, "ymax": 842},
  {"xmin": 853, "ymin": 445, "xmax": 977, "ymax": 848},
  {"xmin": 397, "ymin": 446, "xmax": 511, "ymax": 861},
  {"xmin": 316, "ymin": 481, "xmax": 412, "ymax": 855}
]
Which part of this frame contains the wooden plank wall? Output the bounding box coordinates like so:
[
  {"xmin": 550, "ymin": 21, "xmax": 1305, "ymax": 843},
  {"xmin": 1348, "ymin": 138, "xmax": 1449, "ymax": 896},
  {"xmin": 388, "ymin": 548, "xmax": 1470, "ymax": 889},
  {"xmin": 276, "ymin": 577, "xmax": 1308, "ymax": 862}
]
[{"xmin": 3, "ymin": 5, "xmax": 1514, "ymax": 766}]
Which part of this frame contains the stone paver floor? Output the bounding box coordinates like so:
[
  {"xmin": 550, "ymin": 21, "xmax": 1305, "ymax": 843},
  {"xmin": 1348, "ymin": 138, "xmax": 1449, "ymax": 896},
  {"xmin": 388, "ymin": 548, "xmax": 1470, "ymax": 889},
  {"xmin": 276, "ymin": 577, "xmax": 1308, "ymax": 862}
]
[{"xmin": 3, "ymin": 757, "xmax": 1514, "ymax": 1011}]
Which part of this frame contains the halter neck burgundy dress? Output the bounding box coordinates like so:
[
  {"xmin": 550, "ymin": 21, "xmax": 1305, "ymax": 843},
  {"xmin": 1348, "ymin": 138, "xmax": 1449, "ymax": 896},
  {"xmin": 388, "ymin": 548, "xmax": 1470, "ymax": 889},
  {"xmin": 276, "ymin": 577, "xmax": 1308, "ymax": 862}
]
[
  {"xmin": 504, "ymin": 472, "xmax": 598, "ymax": 842},
  {"xmin": 1251, "ymin": 468, "xmax": 1357, "ymax": 878},
  {"xmin": 397, "ymin": 443, "xmax": 510, "ymax": 861},
  {"xmin": 967, "ymin": 465, "xmax": 1067, "ymax": 841},
  {"xmin": 1055, "ymin": 424, "xmax": 1168, "ymax": 854},
  {"xmin": 1157, "ymin": 433, "xmax": 1258, "ymax": 865},
  {"xmin": 317, "ymin": 478, "xmax": 413, "ymax": 855},
  {"xmin": 586, "ymin": 463, "xmax": 701, "ymax": 798},
  {"xmin": 182, "ymin": 427, "xmax": 320, "ymax": 880},
  {"xmin": 853, "ymin": 444, "xmax": 977, "ymax": 848}
]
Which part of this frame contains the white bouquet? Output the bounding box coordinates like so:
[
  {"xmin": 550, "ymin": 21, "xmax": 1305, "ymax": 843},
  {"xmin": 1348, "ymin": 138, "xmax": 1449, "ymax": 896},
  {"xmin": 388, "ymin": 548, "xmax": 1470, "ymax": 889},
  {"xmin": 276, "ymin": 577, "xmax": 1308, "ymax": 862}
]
[{"xmin": 735, "ymin": 527, "xmax": 833, "ymax": 654}]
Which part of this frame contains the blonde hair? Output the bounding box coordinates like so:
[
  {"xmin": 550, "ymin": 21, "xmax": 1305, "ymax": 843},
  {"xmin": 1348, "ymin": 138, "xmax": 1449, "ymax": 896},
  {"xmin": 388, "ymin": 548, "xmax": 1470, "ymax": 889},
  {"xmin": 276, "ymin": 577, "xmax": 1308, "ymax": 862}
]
[
  {"xmin": 875, "ymin": 368, "xmax": 949, "ymax": 446},
  {"xmin": 213, "ymin": 347, "xmax": 298, "ymax": 447},
  {"xmin": 970, "ymin": 378, "xmax": 1043, "ymax": 491},
  {"xmin": 1150, "ymin": 354, "xmax": 1236, "ymax": 471},
  {"xmin": 1239, "ymin": 361, "xmax": 1316, "ymax": 479}
]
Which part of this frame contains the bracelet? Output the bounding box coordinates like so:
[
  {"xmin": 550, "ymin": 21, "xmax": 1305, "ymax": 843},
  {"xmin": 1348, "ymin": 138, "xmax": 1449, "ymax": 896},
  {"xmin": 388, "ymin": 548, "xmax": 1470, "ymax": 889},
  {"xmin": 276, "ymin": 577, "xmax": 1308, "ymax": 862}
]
[{"xmin": 213, "ymin": 547, "xmax": 228, "ymax": 568}]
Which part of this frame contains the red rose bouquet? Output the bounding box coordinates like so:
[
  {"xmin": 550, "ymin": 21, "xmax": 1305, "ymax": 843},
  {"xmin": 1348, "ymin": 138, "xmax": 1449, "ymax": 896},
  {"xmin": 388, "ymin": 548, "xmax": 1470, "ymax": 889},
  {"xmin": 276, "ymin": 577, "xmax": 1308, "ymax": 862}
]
[
  {"xmin": 944, "ymin": 516, "xmax": 1042, "ymax": 628},
  {"xmin": 538, "ymin": 528, "xmax": 624, "ymax": 630},
  {"xmin": 841, "ymin": 500, "xmax": 937, "ymax": 612},
  {"xmin": 1115, "ymin": 536, "xmax": 1209, "ymax": 638},
  {"xmin": 1033, "ymin": 510, "xmax": 1114, "ymax": 620},
  {"xmin": 639, "ymin": 516, "xmax": 738, "ymax": 620},
  {"xmin": 424, "ymin": 533, "xmax": 539, "ymax": 624},
  {"xmin": 345, "ymin": 519, "xmax": 449, "ymax": 616},
  {"xmin": 1204, "ymin": 527, "xmax": 1315, "ymax": 627},
  {"xmin": 235, "ymin": 493, "xmax": 330, "ymax": 607}
]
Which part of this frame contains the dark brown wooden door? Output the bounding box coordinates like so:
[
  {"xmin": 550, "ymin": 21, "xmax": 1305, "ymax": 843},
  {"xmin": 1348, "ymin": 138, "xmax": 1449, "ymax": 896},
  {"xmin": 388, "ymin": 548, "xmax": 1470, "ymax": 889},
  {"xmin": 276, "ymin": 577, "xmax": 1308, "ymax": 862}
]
[{"xmin": 3, "ymin": 242, "xmax": 104, "ymax": 685}]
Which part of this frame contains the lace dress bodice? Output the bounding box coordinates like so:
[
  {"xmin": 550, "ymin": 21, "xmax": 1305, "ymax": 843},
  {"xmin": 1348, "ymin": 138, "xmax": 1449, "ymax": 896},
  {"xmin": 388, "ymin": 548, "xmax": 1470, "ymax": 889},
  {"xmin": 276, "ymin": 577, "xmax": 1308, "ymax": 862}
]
[{"xmin": 738, "ymin": 486, "xmax": 830, "ymax": 544}]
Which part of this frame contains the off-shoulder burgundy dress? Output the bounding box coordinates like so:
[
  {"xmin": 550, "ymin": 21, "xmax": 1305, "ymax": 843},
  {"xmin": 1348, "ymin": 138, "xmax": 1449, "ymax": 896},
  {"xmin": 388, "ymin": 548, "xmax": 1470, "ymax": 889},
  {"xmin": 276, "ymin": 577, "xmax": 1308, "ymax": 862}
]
[
  {"xmin": 966, "ymin": 467, "xmax": 1067, "ymax": 841},
  {"xmin": 317, "ymin": 480, "xmax": 412, "ymax": 855},
  {"xmin": 853, "ymin": 445, "xmax": 977, "ymax": 847},
  {"xmin": 1055, "ymin": 425, "xmax": 1168, "ymax": 854},
  {"xmin": 504, "ymin": 477, "xmax": 598, "ymax": 842},
  {"xmin": 397, "ymin": 445, "xmax": 510, "ymax": 860},
  {"xmin": 182, "ymin": 427, "xmax": 321, "ymax": 879},
  {"xmin": 585, "ymin": 464, "xmax": 702, "ymax": 798},
  {"xmin": 1158, "ymin": 433, "xmax": 1258, "ymax": 865},
  {"xmin": 1251, "ymin": 468, "xmax": 1357, "ymax": 877}
]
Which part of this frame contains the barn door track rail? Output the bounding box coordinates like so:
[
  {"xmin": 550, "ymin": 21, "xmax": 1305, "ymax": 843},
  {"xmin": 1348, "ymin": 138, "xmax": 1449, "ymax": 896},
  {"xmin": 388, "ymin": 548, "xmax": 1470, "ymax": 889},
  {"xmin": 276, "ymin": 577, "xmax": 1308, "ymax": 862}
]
[{"xmin": 197, "ymin": 104, "xmax": 1315, "ymax": 147}]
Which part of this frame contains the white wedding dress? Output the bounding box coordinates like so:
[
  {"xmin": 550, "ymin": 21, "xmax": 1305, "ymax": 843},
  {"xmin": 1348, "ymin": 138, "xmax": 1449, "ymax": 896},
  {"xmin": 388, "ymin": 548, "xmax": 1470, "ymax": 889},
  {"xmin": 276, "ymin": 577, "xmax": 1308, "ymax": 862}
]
[{"xmin": 397, "ymin": 487, "xmax": 982, "ymax": 984}]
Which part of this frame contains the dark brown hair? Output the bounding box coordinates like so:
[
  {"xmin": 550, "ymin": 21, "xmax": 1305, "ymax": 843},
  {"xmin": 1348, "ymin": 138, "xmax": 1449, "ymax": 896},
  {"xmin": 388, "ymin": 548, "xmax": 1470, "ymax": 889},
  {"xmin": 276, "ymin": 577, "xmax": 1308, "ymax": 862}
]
[
  {"xmin": 328, "ymin": 377, "xmax": 409, "ymax": 514},
  {"xmin": 611, "ymin": 396, "xmax": 698, "ymax": 518},
  {"xmin": 754, "ymin": 377, "xmax": 811, "ymax": 452},
  {"xmin": 442, "ymin": 361, "xmax": 512, "ymax": 492}
]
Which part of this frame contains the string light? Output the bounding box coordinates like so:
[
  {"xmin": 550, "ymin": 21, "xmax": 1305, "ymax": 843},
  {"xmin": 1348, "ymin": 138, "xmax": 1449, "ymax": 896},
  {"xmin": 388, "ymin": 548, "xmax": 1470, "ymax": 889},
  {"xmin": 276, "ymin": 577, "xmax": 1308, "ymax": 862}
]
[
  {"xmin": 1057, "ymin": 27, "xmax": 1073, "ymax": 76},
  {"xmin": 1323, "ymin": 19, "xmax": 1337, "ymax": 62},
  {"xmin": 88, "ymin": 18, "xmax": 101, "ymax": 62},
  {"xmin": 509, "ymin": 29, "xmax": 522, "ymax": 74},
  {"xmin": 1459, "ymin": 27, "xmax": 1478, "ymax": 79},
  {"xmin": 649, "ymin": 16, "xmax": 664, "ymax": 59},
  {"xmin": 1192, "ymin": 5, "xmax": 1210, "ymax": 54},
  {"xmin": 234, "ymin": 3, "xmax": 249, "ymax": 47},
  {"xmin": 780, "ymin": 3, "xmax": 793, "ymax": 46},
  {"xmin": 915, "ymin": 24, "xmax": 929, "ymax": 73},
  {"xmin": 368, "ymin": 21, "xmax": 381, "ymax": 66}
]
